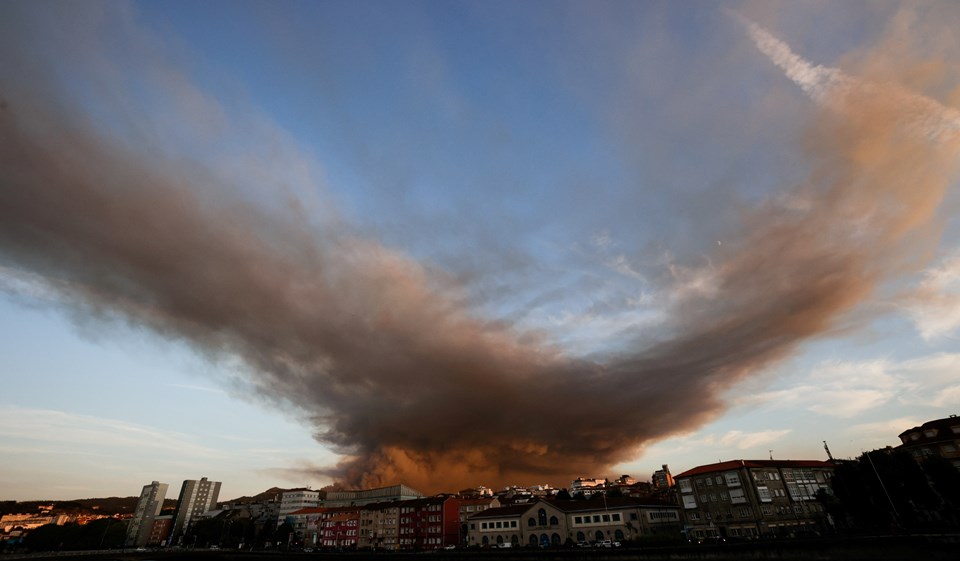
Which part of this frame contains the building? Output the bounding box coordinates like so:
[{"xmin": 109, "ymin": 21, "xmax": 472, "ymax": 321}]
[
  {"xmin": 358, "ymin": 501, "xmax": 400, "ymax": 550},
  {"xmin": 456, "ymin": 497, "xmax": 500, "ymax": 545},
  {"xmin": 897, "ymin": 415, "xmax": 960, "ymax": 469},
  {"xmin": 148, "ymin": 515, "xmax": 173, "ymax": 546},
  {"xmin": 570, "ymin": 478, "xmax": 606, "ymax": 493},
  {"xmin": 171, "ymin": 477, "xmax": 221, "ymax": 543},
  {"xmin": 323, "ymin": 484, "xmax": 424, "ymax": 507},
  {"xmin": 397, "ymin": 496, "xmax": 460, "ymax": 549},
  {"xmin": 320, "ymin": 510, "xmax": 361, "ymax": 548},
  {"xmin": 653, "ymin": 465, "xmax": 674, "ymax": 489},
  {"xmin": 465, "ymin": 498, "xmax": 681, "ymax": 547},
  {"xmin": 674, "ymin": 460, "xmax": 834, "ymax": 541},
  {"xmin": 278, "ymin": 489, "xmax": 320, "ymax": 524},
  {"xmin": 125, "ymin": 481, "xmax": 169, "ymax": 547}
]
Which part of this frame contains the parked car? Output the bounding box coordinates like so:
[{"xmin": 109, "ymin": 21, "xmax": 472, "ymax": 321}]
[
  {"xmin": 576, "ymin": 541, "xmax": 591, "ymax": 548},
  {"xmin": 595, "ymin": 540, "xmax": 613, "ymax": 548}
]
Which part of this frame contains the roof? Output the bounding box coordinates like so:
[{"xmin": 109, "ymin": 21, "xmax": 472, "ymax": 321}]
[
  {"xmin": 546, "ymin": 498, "xmax": 675, "ymax": 512},
  {"xmin": 675, "ymin": 459, "xmax": 834, "ymax": 479},
  {"xmin": 897, "ymin": 415, "xmax": 960, "ymax": 443},
  {"xmin": 466, "ymin": 505, "xmax": 531, "ymax": 520}
]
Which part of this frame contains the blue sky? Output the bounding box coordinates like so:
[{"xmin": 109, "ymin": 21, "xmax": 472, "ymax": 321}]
[{"xmin": 1, "ymin": 0, "xmax": 959, "ymax": 500}]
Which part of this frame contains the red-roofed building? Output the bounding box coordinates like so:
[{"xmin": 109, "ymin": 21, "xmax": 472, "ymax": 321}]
[
  {"xmin": 674, "ymin": 459, "xmax": 834, "ymax": 541},
  {"xmin": 320, "ymin": 510, "xmax": 360, "ymax": 549}
]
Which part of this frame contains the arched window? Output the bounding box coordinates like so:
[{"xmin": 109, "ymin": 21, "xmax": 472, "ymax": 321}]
[
  {"xmin": 549, "ymin": 515, "xmax": 559, "ymax": 525},
  {"xmin": 529, "ymin": 535, "xmax": 538, "ymax": 546},
  {"xmin": 527, "ymin": 517, "xmax": 536, "ymax": 527},
  {"xmin": 511, "ymin": 535, "xmax": 519, "ymax": 545},
  {"xmin": 496, "ymin": 535, "xmax": 503, "ymax": 545},
  {"xmin": 595, "ymin": 530, "xmax": 604, "ymax": 542},
  {"xmin": 551, "ymin": 533, "xmax": 561, "ymax": 545},
  {"xmin": 576, "ymin": 531, "xmax": 585, "ymax": 541},
  {"xmin": 538, "ymin": 509, "xmax": 547, "ymax": 526},
  {"xmin": 615, "ymin": 529, "xmax": 625, "ymax": 541},
  {"xmin": 540, "ymin": 534, "xmax": 549, "ymax": 547},
  {"xmin": 482, "ymin": 536, "xmax": 489, "ymax": 546}
]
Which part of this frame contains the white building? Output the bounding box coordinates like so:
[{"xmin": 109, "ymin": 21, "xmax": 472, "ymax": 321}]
[
  {"xmin": 278, "ymin": 489, "xmax": 320, "ymax": 524},
  {"xmin": 125, "ymin": 481, "xmax": 168, "ymax": 547}
]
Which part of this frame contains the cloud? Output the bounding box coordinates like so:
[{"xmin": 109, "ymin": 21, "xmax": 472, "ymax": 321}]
[
  {"xmin": 718, "ymin": 429, "xmax": 792, "ymax": 450},
  {"xmin": 902, "ymin": 253, "xmax": 960, "ymax": 340},
  {"xmin": 1, "ymin": 3, "xmax": 959, "ymax": 492}
]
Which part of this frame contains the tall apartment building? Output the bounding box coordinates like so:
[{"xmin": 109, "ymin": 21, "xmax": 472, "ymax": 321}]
[
  {"xmin": 674, "ymin": 459, "xmax": 834, "ymax": 540},
  {"xmin": 125, "ymin": 481, "xmax": 168, "ymax": 547},
  {"xmin": 171, "ymin": 477, "xmax": 221, "ymax": 543},
  {"xmin": 652, "ymin": 465, "xmax": 674, "ymax": 489}
]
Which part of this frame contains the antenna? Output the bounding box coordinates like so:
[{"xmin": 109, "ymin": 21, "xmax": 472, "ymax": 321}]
[
  {"xmin": 769, "ymin": 450, "xmax": 773, "ymax": 460},
  {"xmin": 823, "ymin": 441, "xmax": 834, "ymax": 461}
]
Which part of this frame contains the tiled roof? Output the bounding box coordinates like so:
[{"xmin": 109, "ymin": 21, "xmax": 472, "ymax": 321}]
[
  {"xmin": 674, "ymin": 459, "xmax": 834, "ymax": 479},
  {"xmin": 546, "ymin": 497, "xmax": 674, "ymax": 512},
  {"xmin": 467, "ymin": 505, "xmax": 531, "ymax": 519}
]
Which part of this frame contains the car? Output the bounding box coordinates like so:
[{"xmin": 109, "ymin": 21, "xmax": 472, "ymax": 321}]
[
  {"xmin": 443, "ymin": 545, "xmax": 456, "ymax": 550},
  {"xmin": 209, "ymin": 545, "xmax": 220, "ymax": 550},
  {"xmin": 497, "ymin": 542, "xmax": 513, "ymax": 548},
  {"xmin": 575, "ymin": 541, "xmax": 591, "ymax": 548},
  {"xmin": 595, "ymin": 540, "xmax": 613, "ymax": 548},
  {"xmin": 303, "ymin": 547, "xmax": 314, "ymax": 552}
]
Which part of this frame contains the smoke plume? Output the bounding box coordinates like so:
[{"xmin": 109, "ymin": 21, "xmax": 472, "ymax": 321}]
[{"xmin": 1, "ymin": 5, "xmax": 958, "ymax": 492}]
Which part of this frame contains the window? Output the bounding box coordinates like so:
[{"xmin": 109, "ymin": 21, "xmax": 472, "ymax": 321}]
[
  {"xmin": 715, "ymin": 476, "xmax": 723, "ymax": 485},
  {"xmin": 527, "ymin": 517, "xmax": 536, "ymax": 528},
  {"xmin": 495, "ymin": 522, "xmax": 502, "ymax": 529},
  {"xmin": 729, "ymin": 488, "xmax": 746, "ymax": 504},
  {"xmin": 576, "ymin": 531, "xmax": 585, "ymax": 541},
  {"xmin": 724, "ymin": 472, "xmax": 741, "ymax": 487},
  {"xmin": 680, "ymin": 480, "xmax": 693, "ymax": 493},
  {"xmin": 549, "ymin": 516, "xmax": 558, "ymax": 525},
  {"xmin": 738, "ymin": 507, "xmax": 751, "ymax": 517},
  {"xmin": 538, "ymin": 509, "xmax": 547, "ymax": 526},
  {"xmin": 757, "ymin": 487, "xmax": 772, "ymax": 503},
  {"xmin": 602, "ymin": 514, "xmax": 610, "ymax": 522},
  {"xmin": 689, "ymin": 512, "xmax": 700, "ymax": 520},
  {"xmin": 593, "ymin": 515, "xmax": 600, "ymax": 523},
  {"xmin": 612, "ymin": 513, "xmax": 621, "ymax": 521},
  {"xmin": 925, "ymin": 429, "xmax": 939, "ymax": 438},
  {"xmin": 481, "ymin": 522, "xmax": 487, "ymax": 529},
  {"xmin": 630, "ymin": 512, "xmax": 638, "ymax": 520},
  {"xmin": 761, "ymin": 505, "xmax": 773, "ymax": 515},
  {"xmin": 615, "ymin": 529, "xmax": 624, "ymax": 540},
  {"xmin": 574, "ymin": 516, "xmax": 582, "ymax": 524},
  {"xmin": 705, "ymin": 478, "xmax": 713, "ymax": 486},
  {"xmin": 529, "ymin": 535, "xmax": 538, "ymax": 546},
  {"xmin": 682, "ymin": 495, "xmax": 697, "ymax": 509}
]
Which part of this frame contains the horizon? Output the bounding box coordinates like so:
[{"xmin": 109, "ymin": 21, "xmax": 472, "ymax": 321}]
[{"xmin": 2, "ymin": 0, "xmax": 959, "ymax": 501}]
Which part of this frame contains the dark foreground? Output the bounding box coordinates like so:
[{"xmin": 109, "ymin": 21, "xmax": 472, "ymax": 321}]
[{"xmin": 5, "ymin": 536, "xmax": 959, "ymax": 561}]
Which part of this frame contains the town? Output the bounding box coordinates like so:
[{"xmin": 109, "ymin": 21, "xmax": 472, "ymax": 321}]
[{"xmin": 2, "ymin": 414, "xmax": 958, "ymax": 555}]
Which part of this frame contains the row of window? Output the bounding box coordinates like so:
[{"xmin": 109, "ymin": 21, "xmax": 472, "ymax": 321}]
[
  {"xmin": 480, "ymin": 520, "xmax": 518, "ymax": 530},
  {"xmin": 573, "ymin": 513, "xmax": 623, "ymax": 525}
]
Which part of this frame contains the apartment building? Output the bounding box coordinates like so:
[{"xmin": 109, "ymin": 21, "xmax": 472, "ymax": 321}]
[
  {"xmin": 125, "ymin": 481, "xmax": 168, "ymax": 547},
  {"xmin": 320, "ymin": 510, "xmax": 360, "ymax": 548},
  {"xmin": 358, "ymin": 501, "xmax": 400, "ymax": 550},
  {"xmin": 171, "ymin": 477, "xmax": 221, "ymax": 543},
  {"xmin": 457, "ymin": 497, "xmax": 500, "ymax": 544},
  {"xmin": 897, "ymin": 415, "xmax": 960, "ymax": 469},
  {"xmin": 397, "ymin": 496, "xmax": 460, "ymax": 549},
  {"xmin": 675, "ymin": 459, "xmax": 834, "ymax": 540}
]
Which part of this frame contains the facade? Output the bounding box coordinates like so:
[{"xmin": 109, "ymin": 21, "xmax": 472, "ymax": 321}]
[
  {"xmin": 675, "ymin": 460, "xmax": 834, "ymax": 540},
  {"xmin": 466, "ymin": 498, "xmax": 680, "ymax": 547},
  {"xmin": 397, "ymin": 496, "xmax": 460, "ymax": 549},
  {"xmin": 171, "ymin": 477, "xmax": 221, "ymax": 543},
  {"xmin": 571, "ymin": 478, "xmax": 605, "ymax": 492},
  {"xmin": 320, "ymin": 510, "xmax": 360, "ymax": 548},
  {"xmin": 323, "ymin": 484, "xmax": 424, "ymax": 507},
  {"xmin": 278, "ymin": 489, "xmax": 320, "ymax": 524},
  {"xmin": 125, "ymin": 481, "xmax": 169, "ymax": 547},
  {"xmin": 457, "ymin": 497, "xmax": 500, "ymax": 545},
  {"xmin": 653, "ymin": 465, "xmax": 675, "ymax": 489},
  {"xmin": 148, "ymin": 515, "xmax": 173, "ymax": 546},
  {"xmin": 358, "ymin": 501, "xmax": 399, "ymax": 550},
  {"xmin": 897, "ymin": 415, "xmax": 960, "ymax": 469}
]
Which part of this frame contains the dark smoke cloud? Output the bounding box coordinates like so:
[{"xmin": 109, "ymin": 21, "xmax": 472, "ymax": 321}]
[{"xmin": 1, "ymin": 3, "xmax": 958, "ymax": 492}]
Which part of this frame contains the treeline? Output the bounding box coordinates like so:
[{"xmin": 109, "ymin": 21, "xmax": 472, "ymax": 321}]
[
  {"xmin": 9, "ymin": 518, "xmax": 128, "ymax": 552},
  {"xmin": 1, "ymin": 497, "xmax": 176, "ymax": 516}
]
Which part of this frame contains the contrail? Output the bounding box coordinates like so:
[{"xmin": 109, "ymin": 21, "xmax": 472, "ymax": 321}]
[{"xmin": 738, "ymin": 13, "xmax": 960, "ymax": 145}]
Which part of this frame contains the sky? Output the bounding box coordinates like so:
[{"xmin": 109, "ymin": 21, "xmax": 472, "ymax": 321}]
[{"xmin": 1, "ymin": 0, "xmax": 959, "ymax": 501}]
